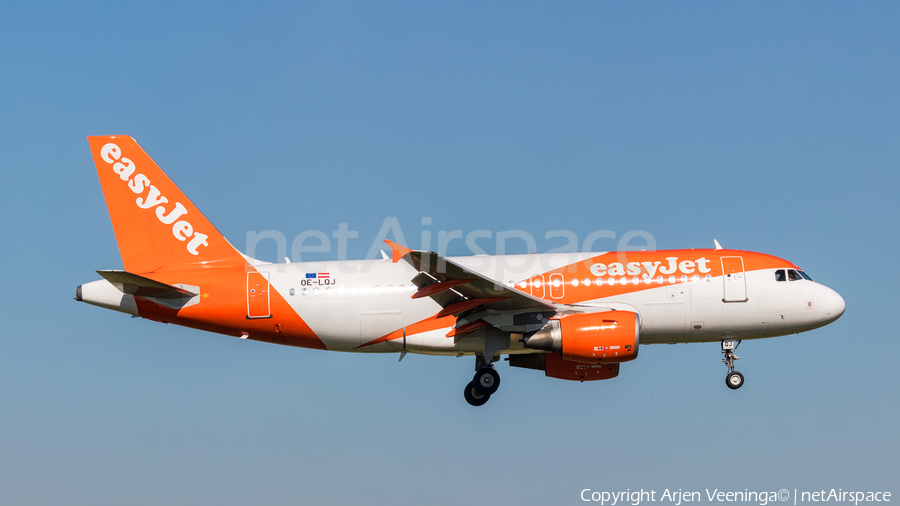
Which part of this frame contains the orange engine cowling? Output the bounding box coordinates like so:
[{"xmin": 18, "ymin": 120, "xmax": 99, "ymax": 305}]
[
  {"xmin": 523, "ymin": 310, "xmax": 640, "ymax": 364},
  {"xmin": 545, "ymin": 353, "xmax": 620, "ymax": 381},
  {"xmin": 508, "ymin": 352, "xmax": 620, "ymax": 381}
]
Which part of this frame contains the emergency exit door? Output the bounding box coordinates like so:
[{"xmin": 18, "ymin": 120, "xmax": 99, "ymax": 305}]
[
  {"xmin": 247, "ymin": 271, "xmax": 271, "ymax": 318},
  {"xmin": 720, "ymin": 256, "xmax": 747, "ymax": 302}
]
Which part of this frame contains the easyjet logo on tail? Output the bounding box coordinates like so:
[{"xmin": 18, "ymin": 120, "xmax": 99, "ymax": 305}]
[{"xmin": 100, "ymin": 143, "xmax": 209, "ymax": 256}]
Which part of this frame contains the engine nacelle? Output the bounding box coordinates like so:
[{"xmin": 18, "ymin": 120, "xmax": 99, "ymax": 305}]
[
  {"xmin": 523, "ymin": 310, "xmax": 640, "ymax": 364},
  {"xmin": 508, "ymin": 352, "xmax": 619, "ymax": 381}
]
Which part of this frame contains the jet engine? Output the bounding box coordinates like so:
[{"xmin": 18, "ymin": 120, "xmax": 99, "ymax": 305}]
[
  {"xmin": 508, "ymin": 352, "xmax": 620, "ymax": 382},
  {"xmin": 523, "ymin": 310, "xmax": 639, "ymax": 364}
]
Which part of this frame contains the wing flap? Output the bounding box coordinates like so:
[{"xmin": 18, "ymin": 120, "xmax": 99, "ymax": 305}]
[{"xmin": 384, "ymin": 240, "xmax": 556, "ymax": 315}]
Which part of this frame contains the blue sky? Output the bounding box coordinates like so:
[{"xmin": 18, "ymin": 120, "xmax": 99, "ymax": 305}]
[{"xmin": 1, "ymin": 2, "xmax": 898, "ymax": 504}]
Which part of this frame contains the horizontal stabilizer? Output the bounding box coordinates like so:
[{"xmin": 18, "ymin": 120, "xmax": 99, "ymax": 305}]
[{"xmin": 97, "ymin": 270, "xmax": 198, "ymax": 299}]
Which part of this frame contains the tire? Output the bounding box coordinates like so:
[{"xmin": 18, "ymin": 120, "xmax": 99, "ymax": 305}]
[
  {"xmin": 726, "ymin": 371, "xmax": 744, "ymax": 390},
  {"xmin": 473, "ymin": 368, "xmax": 500, "ymax": 395},
  {"xmin": 464, "ymin": 381, "xmax": 490, "ymax": 406}
]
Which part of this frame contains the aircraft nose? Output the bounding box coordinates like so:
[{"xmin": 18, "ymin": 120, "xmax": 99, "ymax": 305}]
[{"xmin": 824, "ymin": 287, "xmax": 845, "ymax": 322}]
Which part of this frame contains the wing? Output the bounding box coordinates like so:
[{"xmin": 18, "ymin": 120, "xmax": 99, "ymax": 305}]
[{"xmin": 385, "ymin": 241, "xmax": 558, "ymax": 335}]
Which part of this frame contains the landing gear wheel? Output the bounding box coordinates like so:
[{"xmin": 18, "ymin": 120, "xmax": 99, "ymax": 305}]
[
  {"xmin": 721, "ymin": 339, "xmax": 743, "ymax": 390},
  {"xmin": 464, "ymin": 381, "xmax": 490, "ymax": 406},
  {"xmin": 726, "ymin": 371, "xmax": 744, "ymax": 390},
  {"xmin": 473, "ymin": 368, "xmax": 500, "ymax": 395}
]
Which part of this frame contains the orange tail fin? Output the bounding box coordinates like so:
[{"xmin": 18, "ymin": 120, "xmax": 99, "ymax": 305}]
[{"xmin": 88, "ymin": 135, "xmax": 245, "ymax": 273}]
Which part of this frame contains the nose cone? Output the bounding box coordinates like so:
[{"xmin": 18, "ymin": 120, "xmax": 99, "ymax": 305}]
[{"xmin": 824, "ymin": 287, "xmax": 846, "ymax": 322}]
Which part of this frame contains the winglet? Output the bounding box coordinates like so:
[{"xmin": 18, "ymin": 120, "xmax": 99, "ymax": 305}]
[
  {"xmin": 384, "ymin": 240, "xmax": 413, "ymax": 263},
  {"xmin": 714, "ymin": 239, "xmax": 723, "ymax": 250}
]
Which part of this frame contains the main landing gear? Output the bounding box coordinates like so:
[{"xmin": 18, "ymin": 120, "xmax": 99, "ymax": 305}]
[
  {"xmin": 464, "ymin": 381, "xmax": 490, "ymax": 406},
  {"xmin": 722, "ymin": 339, "xmax": 744, "ymax": 390},
  {"xmin": 464, "ymin": 356, "xmax": 501, "ymax": 406}
]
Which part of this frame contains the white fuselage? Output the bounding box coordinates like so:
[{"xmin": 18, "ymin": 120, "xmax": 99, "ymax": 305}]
[{"xmin": 249, "ymin": 252, "xmax": 844, "ymax": 354}]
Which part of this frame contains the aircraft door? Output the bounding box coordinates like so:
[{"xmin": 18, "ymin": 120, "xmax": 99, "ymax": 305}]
[
  {"xmin": 721, "ymin": 256, "xmax": 748, "ymax": 302},
  {"xmin": 530, "ymin": 275, "xmax": 546, "ymax": 299},
  {"xmin": 247, "ymin": 271, "xmax": 271, "ymax": 318},
  {"xmin": 549, "ymin": 273, "xmax": 565, "ymax": 299}
]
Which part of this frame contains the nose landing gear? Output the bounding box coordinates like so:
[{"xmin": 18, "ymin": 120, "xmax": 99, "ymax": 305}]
[
  {"xmin": 726, "ymin": 371, "xmax": 744, "ymax": 389},
  {"xmin": 722, "ymin": 339, "xmax": 744, "ymax": 389}
]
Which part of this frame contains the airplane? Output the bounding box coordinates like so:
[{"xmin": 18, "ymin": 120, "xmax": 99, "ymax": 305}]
[{"xmin": 76, "ymin": 135, "xmax": 846, "ymax": 406}]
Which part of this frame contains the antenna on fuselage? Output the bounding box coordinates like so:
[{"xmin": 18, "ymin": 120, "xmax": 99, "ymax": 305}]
[{"xmin": 714, "ymin": 239, "xmax": 723, "ymax": 250}]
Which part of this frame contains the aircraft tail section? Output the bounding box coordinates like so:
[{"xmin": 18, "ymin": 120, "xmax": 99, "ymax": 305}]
[
  {"xmin": 96, "ymin": 270, "xmax": 198, "ymax": 299},
  {"xmin": 87, "ymin": 135, "xmax": 245, "ymax": 273}
]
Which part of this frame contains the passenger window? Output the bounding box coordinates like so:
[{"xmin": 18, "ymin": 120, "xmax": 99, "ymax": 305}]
[
  {"xmin": 775, "ymin": 269, "xmax": 786, "ymax": 282},
  {"xmin": 799, "ymin": 270, "xmax": 813, "ymax": 281},
  {"xmin": 788, "ymin": 269, "xmax": 803, "ymax": 281}
]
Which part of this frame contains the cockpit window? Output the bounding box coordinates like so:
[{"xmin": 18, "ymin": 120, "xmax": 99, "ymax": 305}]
[
  {"xmin": 788, "ymin": 269, "xmax": 803, "ymax": 281},
  {"xmin": 775, "ymin": 269, "xmax": 786, "ymax": 282},
  {"xmin": 798, "ymin": 270, "xmax": 812, "ymax": 281}
]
